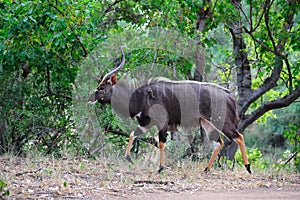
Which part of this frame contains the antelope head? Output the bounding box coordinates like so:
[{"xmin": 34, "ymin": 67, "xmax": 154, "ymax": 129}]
[{"xmin": 89, "ymin": 49, "xmax": 125, "ymax": 104}]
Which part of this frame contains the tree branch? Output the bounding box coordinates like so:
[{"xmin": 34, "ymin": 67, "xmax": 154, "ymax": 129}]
[
  {"xmin": 239, "ymin": 1, "xmax": 296, "ymax": 117},
  {"xmin": 251, "ymin": 0, "xmax": 266, "ymax": 32},
  {"xmin": 71, "ymin": 27, "xmax": 88, "ymax": 58},
  {"xmin": 104, "ymin": 0, "xmax": 124, "ymax": 14},
  {"xmin": 239, "ymin": 85, "xmax": 300, "ymax": 130},
  {"xmin": 243, "ymin": 27, "xmax": 280, "ymax": 56},
  {"xmin": 249, "ymin": 0, "xmax": 253, "ymax": 29},
  {"xmin": 47, "ymin": 0, "xmax": 88, "ymax": 58},
  {"xmin": 239, "ymin": 56, "xmax": 283, "ymax": 116},
  {"xmin": 47, "ymin": 0, "xmax": 65, "ymax": 16},
  {"xmin": 264, "ymin": 0, "xmax": 277, "ymax": 52},
  {"xmin": 233, "ymin": 1, "xmax": 251, "ymax": 26},
  {"xmin": 39, "ymin": 64, "xmax": 73, "ymax": 101},
  {"xmin": 284, "ymin": 57, "xmax": 293, "ymax": 90},
  {"xmin": 104, "ymin": 126, "xmax": 159, "ymax": 148}
]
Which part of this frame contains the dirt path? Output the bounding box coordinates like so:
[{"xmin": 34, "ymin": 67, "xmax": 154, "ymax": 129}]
[{"xmin": 128, "ymin": 187, "xmax": 300, "ymax": 200}]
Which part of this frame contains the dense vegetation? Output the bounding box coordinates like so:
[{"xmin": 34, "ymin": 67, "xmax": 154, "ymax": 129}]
[{"xmin": 0, "ymin": 0, "xmax": 299, "ymax": 172}]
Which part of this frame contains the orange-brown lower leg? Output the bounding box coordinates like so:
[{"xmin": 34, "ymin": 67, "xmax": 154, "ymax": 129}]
[
  {"xmin": 125, "ymin": 133, "xmax": 135, "ymax": 164},
  {"xmin": 234, "ymin": 133, "xmax": 251, "ymax": 174},
  {"xmin": 205, "ymin": 137, "xmax": 223, "ymax": 172},
  {"xmin": 158, "ymin": 142, "xmax": 165, "ymax": 173}
]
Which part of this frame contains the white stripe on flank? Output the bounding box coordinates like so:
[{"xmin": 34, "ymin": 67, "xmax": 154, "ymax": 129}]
[{"xmin": 138, "ymin": 125, "xmax": 148, "ymax": 132}]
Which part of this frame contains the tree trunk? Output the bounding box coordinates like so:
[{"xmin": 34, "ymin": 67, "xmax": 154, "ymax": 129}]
[
  {"xmin": 218, "ymin": 0, "xmax": 252, "ymax": 161},
  {"xmin": 220, "ymin": 0, "xmax": 299, "ymax": 161}
]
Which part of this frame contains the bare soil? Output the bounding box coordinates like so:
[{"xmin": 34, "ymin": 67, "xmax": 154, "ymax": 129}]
[
  {"xmin": 0, "ymin": 155, "xmax": 299, "ymax": 199},
  {"xmin": 129, "ymin": 187, "xmax": 300, "ymax": 200}
]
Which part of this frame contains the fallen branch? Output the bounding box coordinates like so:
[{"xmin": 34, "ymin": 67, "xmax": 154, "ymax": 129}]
[
  {"xmin": 15, "ymin": 167, "xmax": 43, "ymax": 176},
  {"xmin": 105, "ymin": 125, "xmax": 158, "ymax": 147},
  {"xmin": 134, "ymin": 180, "xmax": 175, "ymax": 185},
  {"xmin": 284, "ymin": 151, "xmax": 299, "ymax": 165}
]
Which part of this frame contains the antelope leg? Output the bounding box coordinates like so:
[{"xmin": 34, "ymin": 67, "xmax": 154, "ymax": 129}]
[
  {"xmin": 158, "ymin": 142, "xmax": 165, "ymax": 173},
  {"xmin": 125, "ymin": 133, "xmax": 135, "ymax": 164},
  {"xmin": 234, "ymin": 133, "xmax": 251, "ymax": 174},
  {"xmin": 125, "ymin": 125, "xmax": 148, "ymax": 164},
  {"xmin": 201, "ymin": 119, "xmax": 223, "ymax": 172},
  {"xmin": 204, "ymin": 137, "xmax": 223, "ymax": 172}
]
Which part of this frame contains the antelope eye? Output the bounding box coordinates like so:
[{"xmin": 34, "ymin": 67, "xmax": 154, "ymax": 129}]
[{"xmin": 99, "ymin": 86, "xmax": 105, "ymax": 90}]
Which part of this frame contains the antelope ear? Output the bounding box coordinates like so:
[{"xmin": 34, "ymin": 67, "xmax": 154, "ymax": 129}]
[{"xmin": 110, "ymin": 75, "xmax": 118, "ymax": 85}]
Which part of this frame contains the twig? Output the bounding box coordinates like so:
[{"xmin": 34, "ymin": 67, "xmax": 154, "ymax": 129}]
[
  {"xmin": 284, "ymin": 151, "xmax": 299, "ymax": 165},
  {"xmin": 134, "ymin": 180, "xmax": 175, "ymax": 185},
  {"xmin": 284, "ymin": 57, "xmax": 293, "ymax": 90},
  {"xmin": 233, "ymin": 1, "xmax": 251, "ymax": 26},
  {"xmin": 243, "ymin": 27, "xmax": 281, "ymax": 56},
  {"xmin": 15, "ymin": 167, "xmax": 43, "ymax": 176},
  {"xmin": 47, "ymin": 0, "xmax": 88, "ymax": 58},
  {"xmin": 264, "ymin": 0, "xmax": 277, "ymax": 52},
  {"xmin": 104, "ymin": 0, "xmax": 124, "ymax": 14},
  {"xmin": 251, "ymin": 1, "xmax": 265, "ymax": 32},
  {"xmin": 105, "ymin": 125, "xmax": 159, "ymax": 147}
]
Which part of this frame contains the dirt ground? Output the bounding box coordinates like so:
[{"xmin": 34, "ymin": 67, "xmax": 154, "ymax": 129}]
[
  {"xmin": 129, "ymin": 187, "xmax": 300, "ymax": 200},
  {"xmin": 0, "ymin": 155, "xmax": 299, "ymax": 199}
]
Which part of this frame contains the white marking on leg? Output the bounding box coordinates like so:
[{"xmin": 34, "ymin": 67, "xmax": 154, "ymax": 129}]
[
  {"xmin": 135, "ymin": 111, "xmax": 142, "ymax": 118},
  {"xmin": 130, "ymin": 131, "xmax": 137, "ymax": 140},
  {"xmin": 212, "ymin": 141, "xmax": 221, "ymax": 150}
]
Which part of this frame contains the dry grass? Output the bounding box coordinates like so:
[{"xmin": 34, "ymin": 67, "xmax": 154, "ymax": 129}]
[{"xmin": 0, "ymin": 151, "xmax": 299, "ymax": 199}]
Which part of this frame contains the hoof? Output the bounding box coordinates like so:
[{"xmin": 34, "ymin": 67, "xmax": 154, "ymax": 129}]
[
  {"xmin": 158, "ymin": 165, "xmax": 164, "ymax": 173},
  {"xmin": 245, "ymin": 164, "xmax": 251, "ymax": 174},
  {"xmin": 125, "ymin": 155, "xmax": 134, "ymax": 164},
  {"xmin": 204, "ymin": 167, "xmax": 210, "ymax": 173}
]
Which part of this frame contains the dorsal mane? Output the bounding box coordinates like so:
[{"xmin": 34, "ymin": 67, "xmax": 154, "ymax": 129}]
[
  {"xmin": 147, "ymin": 77, "xmax": 171, "ymax": 85},
  {"xmin": 147, "ymin": 77, "xmax": 230, "ymax": 92}
]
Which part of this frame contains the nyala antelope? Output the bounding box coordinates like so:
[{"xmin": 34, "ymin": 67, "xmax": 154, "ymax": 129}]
[{"xmin": 89, "ymin": 50, "xmax": 251, "ymax": 174}]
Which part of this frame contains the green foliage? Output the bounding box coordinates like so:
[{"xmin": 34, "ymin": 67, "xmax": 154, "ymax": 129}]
[
  {"xmin": 79, "ymin": 161, "xmax": 85, "ymax": 171},
  {"xmin": 284, "ymin": 124, "xmax": 300, "ymax": 172},
  {"xmin": 0, "ymin": 179, "xmax": 9, "ymax": 197},
  {"xmin": 284, "ymin": 124, "xmax": 300, "ymax": 148},
  {"xmin": 44, "ymin": 168, "xmax": 53, "ymax": 176},
  {"xmin": 63, "ymin": 181, "xmax": 68, "ymax": 188},
  {"xmin": 0, "ymin": 0, "xmax": 113, "ymax": 156},
  {"xmin": 246, "ymin": 102, "xmax": 299, "ymax": 156},
  {"xmin": 0, "ymin": 0, "xmax": 299, "ymax": 173},
  {"xmin": 236, "ymin": 148, "xmax": 268, "ymax": 170},
  {"xmin": 236, "ymin": 147, "xmax": 300, "ymax": 172},
  {"xmin": 271, "ymin": 150, "xmax": 300, "ymax": 172}
]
